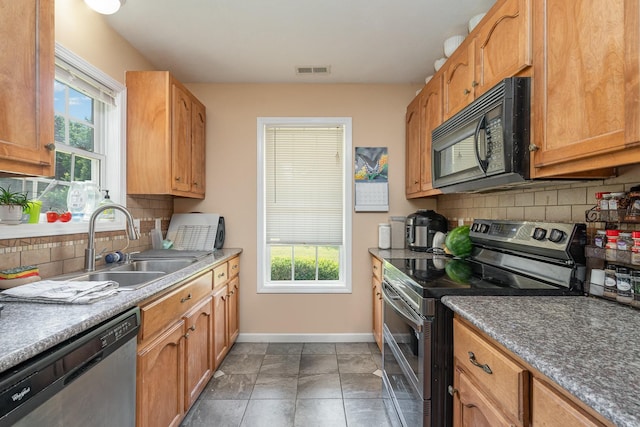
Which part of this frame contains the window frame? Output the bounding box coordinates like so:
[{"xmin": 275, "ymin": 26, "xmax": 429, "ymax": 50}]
[
  {"xmin": 256, "ymin": 117, "xmax": 353, "ymax": 294},
  {"xmin": 0, "ymin": 43, "xmax": 127, "ymax": 240}
]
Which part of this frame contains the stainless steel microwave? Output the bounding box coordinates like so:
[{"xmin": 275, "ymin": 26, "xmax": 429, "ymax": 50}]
[{"xmin": 432, "ymin": 77, "xmax": 531, "ymax": 193}]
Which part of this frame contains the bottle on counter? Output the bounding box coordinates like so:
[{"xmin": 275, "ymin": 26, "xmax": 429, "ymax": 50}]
[
  {"xmin": 604, "ymin": 264, "xmax": 618, "ymax": 299},
  {"xmin": 99, "ymin": 190, "xmax": 115, "ymax": 221},
  {"xmin": 631, "ymin": 270, "xmax": 640, "ymax": 308},
  {"xmin": 616, "ymin": 266, "xmax": 633, "ymax": 304},
  {"xmin": 66, "ymin": 182, "xmax": 87, "ymax": 222},
  {"xmin": 378, "ymin": 223, "xmax": 391, "ymax": 249},
  {"xmin": 594, "ymin": 230, "xmax": 606, "ymax": 248},
  {"xmin": 632, "ymin": 231, "xmax": 640, "ymax": 265}
]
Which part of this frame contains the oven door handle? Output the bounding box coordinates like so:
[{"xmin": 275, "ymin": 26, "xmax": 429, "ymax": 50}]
[{"xmin": 382, "ymin": 287, "xmax": 423, "ymax": 333}]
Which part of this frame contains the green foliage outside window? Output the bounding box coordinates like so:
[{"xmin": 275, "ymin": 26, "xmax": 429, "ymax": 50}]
[{"xmin": 271, "ymin": 257, "xmax": 339, "ymax": 281}]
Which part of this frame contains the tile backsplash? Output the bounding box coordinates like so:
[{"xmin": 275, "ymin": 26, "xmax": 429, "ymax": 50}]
[
  {"xmin": 0, "ymin": 195, "xmax": 173, "ymax": 279},
  {"xmin": 436, "ymin": 164, "xmax": 640, "ymax": 226}
]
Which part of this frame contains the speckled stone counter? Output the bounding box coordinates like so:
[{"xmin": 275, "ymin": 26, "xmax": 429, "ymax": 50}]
[
  {"xmin": 369, "ymin": 248, "xmax": 436, "ymax": 259},
  {"xmin": 442, "ymin": 295, "xmax": 640, "ymax": 427},
  {"xmin": 0, "ymin": 248, "xmax": 242, "ymax": 373}
]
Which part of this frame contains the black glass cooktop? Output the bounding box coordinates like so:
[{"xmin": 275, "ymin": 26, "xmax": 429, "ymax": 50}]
[{"xmin": 384, "ymin": 256, "xmax": 581, "ymax": 300}]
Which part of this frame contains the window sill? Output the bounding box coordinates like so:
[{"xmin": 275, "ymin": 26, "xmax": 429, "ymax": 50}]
[
  {"xmin": 0, "ymin": 220, "xmax": 127, "ymax": 240},
  {"xmin": 258, "ymin": 282, "xmax": 352, "ymax": 294}
]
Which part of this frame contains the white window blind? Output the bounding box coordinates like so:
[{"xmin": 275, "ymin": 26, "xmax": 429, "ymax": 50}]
[
  {"xmin": 55, "ymin": 57, "xmax": 117, "ymax": 106},
  {"xmin": 265, "ymin": 126, "xmax": 344, "ymax": 245}
]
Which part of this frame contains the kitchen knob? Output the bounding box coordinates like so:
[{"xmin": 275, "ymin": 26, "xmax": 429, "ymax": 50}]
[
  {"xmin": 479, "ymin": 223, "xmax": 489, "ymax": 233},
  {"xmin": 44, "ymin": 143, "xmax": 56, "ymax": 151},
  {"xmin": 549, "ymin": 228, "xmax": 566, "ymax": 243},
  {"xmin": 532, "ymin": 227, "xmax": 547, "ymax": 241}
]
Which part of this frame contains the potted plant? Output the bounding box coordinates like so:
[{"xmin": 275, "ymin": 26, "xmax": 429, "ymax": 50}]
[{"xmin": 0, "ymin": 186, "xmax": 30, "ymax": 224}]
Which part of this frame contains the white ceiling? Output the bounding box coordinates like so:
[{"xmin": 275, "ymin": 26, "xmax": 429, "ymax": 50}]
[{"xmin": 105, "ymin": 0, "xmax": 496, "ymax": 84}]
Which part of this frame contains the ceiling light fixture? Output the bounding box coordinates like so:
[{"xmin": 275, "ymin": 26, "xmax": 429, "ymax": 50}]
[{"xmin": 84, "ymin": 0, "xmax": 125, "ymax": 15}]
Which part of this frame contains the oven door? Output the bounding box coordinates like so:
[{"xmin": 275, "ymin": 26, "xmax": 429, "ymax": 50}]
[{"xmin": 382, "ymin": 280, "xmax": 431, "ymax": 426}]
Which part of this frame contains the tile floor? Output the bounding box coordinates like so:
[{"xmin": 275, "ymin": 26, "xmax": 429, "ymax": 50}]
[{"xmin": 181, "ymin": 342, "xmax": 398, "ymax": 427}]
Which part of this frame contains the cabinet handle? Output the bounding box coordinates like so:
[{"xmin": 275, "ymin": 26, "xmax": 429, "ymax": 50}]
[
  {"xmin": 414, "ymin": 180, "xmax": 419, "ymax": 184},
  {"xmin": 180, "ymin": 293, "xmax": 192, "ymax": 303},
  {"xmin": 184, "ymin": 332, "xmax": 190, "ymax": 339},
  {"xmin": 193, "ymin": 181, "xmax": 199, "ymax": 186},
  {"xmin": 528, "ymin": 144, "xmax": 539, "ymax": 152},
  {"xmin": 175, "ymin": 176, "xmax": 182, "ymax": 182},
  {"xmin": 468, "ymin": 351, "xmax": 493, "ymax": 374},
  {"xmin": 228, "ymin": 290, "xmax": 234, "ymax": 296},
  {"xmin": 44, "ymin": 143, "xmax": 56, "ymax": 151},
  {"xmin": 188, "ymin": 325, "xmax": 196, "ymax": 331},
  {"xmin": 463, "ymin": 88, "xmax": 471, "ymax": 95},
  {"xmin": 218, "ymin": 272, "xmax": 226, "ymax": 279},
  {"xmin": 471, "ymin": 80, "xmax": 478, "ymax": 87},
  {"xmin": 447, "ymin": 385, "xmax": 458, "ymax": 396}
]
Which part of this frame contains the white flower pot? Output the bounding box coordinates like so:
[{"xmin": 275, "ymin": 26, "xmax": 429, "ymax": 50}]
[{"xmin": 0, "ymin": 205, "xmax": 24, "ymax": 224}]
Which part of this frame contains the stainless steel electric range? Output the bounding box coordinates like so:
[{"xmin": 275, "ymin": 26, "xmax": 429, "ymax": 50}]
[{"xmin": 381, "ymin": 219, "xmax": 587, "ymax": 427}]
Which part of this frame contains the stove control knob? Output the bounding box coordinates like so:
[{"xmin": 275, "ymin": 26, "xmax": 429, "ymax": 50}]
[
  {"xmin": 471, "ymin": 223, "xmax": 479, "ymax": 232},
  {"xmin": 479, "ymin": 223, "xmax": 490, "ymax": 233},
  {"xmin": 532, "ymin": 227, "xmax": 547, "ymax": 240},
  {"xmin": 549, "ymin": 228, "xmax": 566, "ymax": 243}
]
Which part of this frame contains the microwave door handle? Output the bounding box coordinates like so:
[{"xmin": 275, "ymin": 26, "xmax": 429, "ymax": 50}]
[{"xmin": 474, "ymin": 115, "xmax": 488, "ymax": 173}]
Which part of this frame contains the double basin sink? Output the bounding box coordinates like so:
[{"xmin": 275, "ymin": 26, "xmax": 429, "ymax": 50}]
[{"xmin": 69, "ymin": 259, "xmax": 197, "ymax": 289}]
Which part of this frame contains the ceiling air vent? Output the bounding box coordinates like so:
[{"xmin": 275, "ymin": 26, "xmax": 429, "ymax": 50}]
[{"xmin": 296, "ymin": 66, "xmax": 331, "ymax": 75}]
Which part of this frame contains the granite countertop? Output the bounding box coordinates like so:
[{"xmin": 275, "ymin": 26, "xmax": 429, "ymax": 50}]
[
  {"xmin": 369, "ymin": 248, "xmax": 436, "ymax": 259},
  {"xmin": 442, "ymin": 295, "xmax": 640, "ymax": 427},
  {"xmin": 0, "ymin": 248, "xmax": 242, "ymax": 373}
]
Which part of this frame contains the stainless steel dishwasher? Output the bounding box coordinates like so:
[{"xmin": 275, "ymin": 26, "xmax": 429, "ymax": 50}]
[{"xmin": 0, "ymin": 307, "xmax": 140, "ymax": 427}]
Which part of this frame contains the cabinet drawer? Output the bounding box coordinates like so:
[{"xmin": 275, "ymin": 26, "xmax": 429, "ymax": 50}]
[
  {"xmin": 140, "ymin": 271, "xmax": 213, "ymax": 343},
  {"xmin": 372, "ymin": 256, "xmax": 382, "ymax": 280},
  {"xmin": 213, "ymin": 263, "xmax": 228, "ymax": 288},
  {"xmin": 228, "ymin": 257, "xmax": 240, "ymax": 278},
  {"xmin": 453, "ymin": 318, "xmax": 528, "ymax": 426}
]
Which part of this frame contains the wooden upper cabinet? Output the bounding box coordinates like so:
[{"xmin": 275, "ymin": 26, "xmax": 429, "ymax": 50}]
[
  {"xmin": 171, "ymin": 84, "xmax": 192, "ymax": 193},
  {"xmin": 0, "ymin": 0, "xmax": 54, "ymax": 176},
  {"xmin": 126, "ymin": 71, "xmax": 206, "ymax": 198},
  {"xmin": 191, "ymin": 101, "xmax": 206, "ymax": 196},
  {"xmin": 443, "ymin": 0, "xmax": 532, "ymax": 120},
  {"xmin": 475, "ymin": 0, "xmax": 532, "ymax": 97},
  {"xmin": 444, "ymin": 39, "xmax": 476, "ymax": 119},
  {"xmin": 421, "ymin": 76, "xmax": 443, "ymax": 195},
  {"xmin": 531, "ymin": 0, "xmax": 640, "ymax": 177},
  {"xmin": 405, "ymin": 94, "xmax": 422, "ymax": 196}
]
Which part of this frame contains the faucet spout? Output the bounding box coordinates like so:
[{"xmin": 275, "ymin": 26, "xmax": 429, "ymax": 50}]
[{"xmin": 84, "ymin": 203, "xmax": 140, "ymax": 272}]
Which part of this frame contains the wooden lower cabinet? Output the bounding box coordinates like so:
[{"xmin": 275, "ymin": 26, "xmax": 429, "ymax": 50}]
[
  {"xmin": 453, "ymin": 317, "xmax": 614, "ymax": 427},
  {"xmin": 371, "ymin": 255, "xmax": 383, "ymax": 350},
  {"xmin": 212, "ymin": 283, "xmax": 229, "ymax": 369},
  {"xmin": 454, "ymin": 367, "xmax": 515, "ymax": 427},
  {"xmin": 183, "ymin": 296, "xmax": 213, "ymax": 410},
  {"xmin": 137, "ymin": 320, "xmax": 185, "ymax": 427},
  {"xmin": 137, "ymin": 257, "xmax": 241, "ymax": 426},
  {"xmin": 531, "ymin": 378, "xmax": 604, "ymax": 427}
]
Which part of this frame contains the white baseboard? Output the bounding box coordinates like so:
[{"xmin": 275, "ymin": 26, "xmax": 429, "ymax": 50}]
[{"xmin": 236, "ymin": 333, "xmax": 375, "ymax": 343}]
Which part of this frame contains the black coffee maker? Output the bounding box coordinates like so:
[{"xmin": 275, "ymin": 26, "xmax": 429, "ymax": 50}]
[{"xmin": 405, "ymin": 210, "xmax": 448, "ymax": 251}]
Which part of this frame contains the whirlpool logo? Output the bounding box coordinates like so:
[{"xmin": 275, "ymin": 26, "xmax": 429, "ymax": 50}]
[{"xmin": 12, "ymin": 387, "xmax": 31, "ymax": 402}]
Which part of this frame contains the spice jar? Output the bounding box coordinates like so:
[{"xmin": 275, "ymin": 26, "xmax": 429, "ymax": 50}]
[
  {"xmin": 633, "ymin": 231, "xmax": 640, "ymax": 265},
  {"xmin": 600, "ymin": 192, "xmax": 612, "ymax": 211},
  {"xmin": 632, "ymin": 270, "xmax": 640, "ymax": 308},
  {"xmin": 618, "ymin": 232, "xmax": 633, "ymax": 251},
  {"xmin": 605, "ymin": 229, "xmax": 619, "ymax": 249},
  {"xmin": 627, "ymin": 191, "xmax": 640, "ymax": 220},
  {"xmin": 594, "ymin": 230, "xmax": 606, "ymax": 248},
  {"xmin": 616, "ymin": 267, "xmax": 633, "ymax": 304},
  {"xmin": 604, "ymin": 264, "xmax": 618, "ymax": 299}
]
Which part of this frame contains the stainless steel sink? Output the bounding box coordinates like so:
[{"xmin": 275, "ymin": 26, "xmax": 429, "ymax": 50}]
[
  {"xmin": 110, "ymin": 259, "xmax": 196, "ymax": 273},
  {"xmin": 71, "ymin": 271, "xmax": 166, "ymax": 289}
]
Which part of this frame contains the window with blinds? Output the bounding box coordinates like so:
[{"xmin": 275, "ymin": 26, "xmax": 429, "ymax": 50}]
[{"xmin": 258, "ymin": 118, "xmax": 352, "ymax": 293}]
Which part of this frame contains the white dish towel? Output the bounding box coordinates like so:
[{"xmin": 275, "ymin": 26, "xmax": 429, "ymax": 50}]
[{"xmin": 0, "ymin": 280, "xmax": 119, "ymax": 304}]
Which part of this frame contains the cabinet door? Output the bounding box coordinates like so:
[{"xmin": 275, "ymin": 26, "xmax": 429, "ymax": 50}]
[
  {"xmin": 0, "ymin": 0, "xmax": 54, "ymax": 176},
  {"xmin": 191, "ymin": 100, "xmax": 206, "ymax": 196},
  {"xmin": 421, "ymin": 76, "xmax": 443, "ymax": 195},
  {"xmin": 213, "ymin": 284, "xmax": 229, "ymax": 369},
  {"xmin": 475, "ymin": 0, "xmax": 532, "ymax": 97},
  {"xmin": 405, "ymin": 95, "xmax": 422, "ymax": 196},
  {"xmin": 184, "ymin": 296, "xmax": 213, "ymax": 410},
  {"xmin": 453, "ymin": 367, "xmax": 515, "ymax": 427},
  {"xmin": 372, "ymin": 276, "xmax": 383, "ymax": 350},
  {"xmin": 137, "ymin": 320, "xmax": 185, "ymax": 427},
  {"xmin": 227, "ymin": 276, "xmax": 240, "ymax": 345},
  {"xmin": 171, "ymin": 83, "xmax": 192, "ymax": 193},
  {"xmin": 531, "ymin": 378, "xmax": 605, "ymax": 427},
  {"xmin": 444, "ymin": 39, "xmax": 476, "ymax": 119},
  {"xmin": 531, "ymin": 0, "xmax": 638, "ymax": 176}
]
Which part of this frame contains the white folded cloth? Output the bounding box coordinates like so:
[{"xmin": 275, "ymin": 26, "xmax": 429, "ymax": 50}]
[{"xmin": 0, "ymin": 280, "xmax": 119, "ymax": 304}]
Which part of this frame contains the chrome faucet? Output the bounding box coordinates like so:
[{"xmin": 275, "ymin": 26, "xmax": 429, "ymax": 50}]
[{"xmin": 84, "ymin": 203, "xmax": 140, "ymax": 272}]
